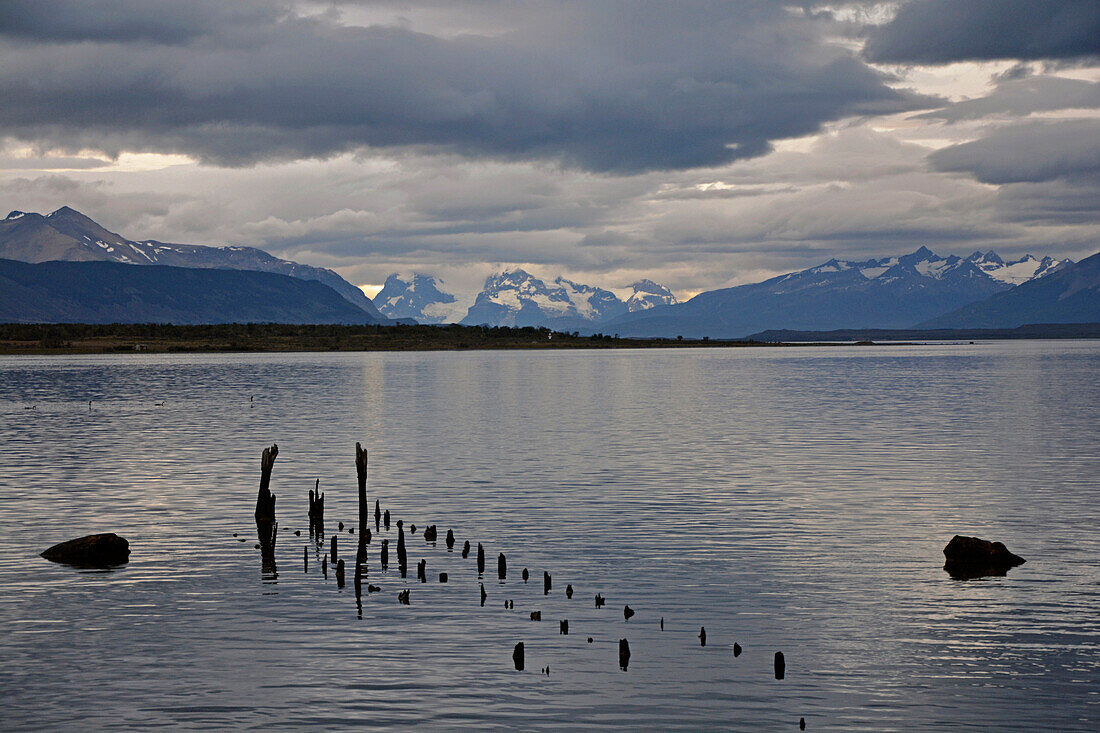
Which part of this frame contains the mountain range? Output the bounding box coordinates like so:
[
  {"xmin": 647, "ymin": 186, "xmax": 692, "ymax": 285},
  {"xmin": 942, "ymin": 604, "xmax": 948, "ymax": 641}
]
[
  {"xmin": 604, "ymin": 247, "xmax": 1075, "ymax": 338},
  {"xmin": 1, "ymin": 206, "xmax": 1093, "ymax": 334},
  {"xmin": 1, "ymin": 207, "xmax": 385, "ymax": 320},
  {"xmin": 0, "ymin": 208, "xmax": 388, "ymax": 324}
]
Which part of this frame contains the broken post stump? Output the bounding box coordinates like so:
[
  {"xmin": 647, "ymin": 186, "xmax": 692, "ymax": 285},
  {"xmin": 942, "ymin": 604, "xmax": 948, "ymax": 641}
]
[
  {"xmin": 384, "ymin": 510, "xmax": 390, "ymax": 530},
  {"xmin": 624, "ymin": 605, "xmax": 635, "ymax": 622},
  {"xmin": 439, "ymin": 572, "xmax": 448, "ymax": 583},
  {"xmin": 255, "ymin": 444, "xmax": 279, "ymax": 522},
  {"xmin": 477, "ymin": 543, "xmax": 485, "ymax": 576},
  {"xmin": 498, "ymin": 553, "xmax": 507, "ymax": 580},
  {"xmin": 417, "ymin": 559, "xmax": 426, "ymax": 583},
  {"xmin": 381, "ymin": 539, "xmax": 389, "ymax": 570},
  {"xmin": 446, "ymin": 529, "xmax": 455, "ymax": 550},
  {"xmin": 513, "ymin": 642, "xmax": 525, "ymax": 671},
  {"xmin": 522, "ymin": 568, "xmax": 529, "ymax": 583},
  {"xmin": 331, "ymin": 534, "xmax": 338, "ymax": 565},
  {"xmin": 480, "ymin": 583, "xmax": 487, "ymax": 606},
  {"xmin": 733, "ymin": 642, "xmax": 742, "ymax": 657},
  {"xmin": 462, "ymin": 540, "xmax": 470, "ymax": 559},
  {"xmin": 375, "ymin": 499, "xmax": 381, "ymax": 529},
  {"xmin": 543, "ymin": 571, "xmax": 551, "ymax": 595},
  {"xmin": 699, "ymin": 627, "xmax": 707, "ymax": 646},
  {"xmin": 619, "ymin": 639, "xmax": 631, "ymax": 671},
  {"xmin": 336, "ymin": 558, "xmax": 345, "ymax": 588},
  {"xmin": 560, "ymin": 620, "xmax": 569, "ymax": 635},
  {"xmin": 775, "ymin": 651, "xmax": 785, "ymax": 679},
  {"xmin": 398, "ymin": 589, "xmax": 410, "ymax": 605},
  {"xmin": 355, "ymin": 443, "xmax": 368, "ymax": 536},
  {"xmin": 530, "ymin": 611, "xmax": 541, "ymax": 621},
  {"xmin": 566, "ymin": 584, "xmax": 573, "ymax": 599},
  {"xmin": 595, "ymin": 594, "xmax": 605, "ymax": 608}
]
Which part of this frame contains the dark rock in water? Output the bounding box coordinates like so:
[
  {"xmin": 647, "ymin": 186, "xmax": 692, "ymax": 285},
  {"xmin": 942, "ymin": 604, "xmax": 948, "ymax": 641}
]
[
  {"xmin": 733, "ymin": 642, "xmax": 742, "ymax": 657},
  {"xmin": 943, "ymin": 535, "xmax": 1026, "ymax": 579},
  {"xmin": 774, "ymin": 651, "xmax": 785, "ymax": 680},
  {"xmin": 417, "ymin": 559, "xmax": 426, "ymax": 583},
  {"xmin": 41, "ymin": 533, "xmax": 130, "ymax": 567},
  {"xmin": 294, "ymin": 530, "xmax": 301, "ymax": 536},
  {"xmin": 587, "ymin": 637, "xmax": 593, "ymax": 643},
  {"xmin": 367, "ymin": 584, "xmax": 380, "ymax": 593},
  {"xmin": 619, "ymin": 639, "xmax": 631, "ymax": 671},
  {"xmin": 623, "ymin": 605, "xmax": 635, "ymax": 622},
  {"xmin": 513, "ymin": 642, "xmax": 525, "ymax": 671}
]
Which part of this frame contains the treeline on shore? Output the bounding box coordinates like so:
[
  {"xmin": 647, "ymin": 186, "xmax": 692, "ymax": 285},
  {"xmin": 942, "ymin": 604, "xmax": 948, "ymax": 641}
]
[{"xmin": 0, "ymin": 322, "xmax": 766, "ymax": 354}]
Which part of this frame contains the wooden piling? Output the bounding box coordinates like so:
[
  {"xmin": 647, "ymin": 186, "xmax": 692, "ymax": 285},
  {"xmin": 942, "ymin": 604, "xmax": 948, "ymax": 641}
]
[
  {"xmin": 566, "ymin": 584, "xmax": 573, "ymax": 599},
  {"xmin": 446, "ymin": 529, "xmax": 455, "ymax": 550},
  {"xmin": 462, "ymin": 540, "xmax": 471, "ymax": 558},
  {"xmin": 498, "ymin": 553, "xmax": 507, "ymax": 580},
  {"xmin": 381, "ymin": 539, "xmax": 389, "ymax": 569},
  {"xmin": 774, "ymin": 651, "xmax": 785, "ymax": 680},
  {"xmin": 398, "ymin": 589, "xmax": 410, "ymax": 605},
  {"xmin": 699, "ymin": 627, "xmax": 707, "ymax": 646},
  {"xmin": 336, "ymin": 558, "xmax": 345, "ymax": 588},
  {"xmin": 477, "ymin": 543, "xmax": 485, "ymax": 576},
  {"xmin": 417, "ymin": 559, "xmax": 427, "ymax": 583},
  {"xmin": 619, "ymin": 639, "xmax": 631, "ymax": 671},
  {"xmin": 375, "ymin": 499, "xmax": 381, "ymax": 529},
  {"xmin": 480, "ymin": 583, "xmax": 487, "ymax": 606},
  {"xmin": 522, "ymin": 568, "xmax": 529, "ymax": 583},
  {"xmin": 733, "ymin": 642, "xmax": 741, "ymax": 657},
  {"xmin": 512, "ymin": 642, "xmax": 524, "ymax": 671},
  {"xmin": 624, "ymin": 605, "xmax": 635, "ymax": 622},
  {"xmin": 543, "ymin": 571, "xmax": 551, "ymax": 595},
  {"xmin": 384, "ymin": 509, "xmax": 390, "ymax": 530},
  {"xmin": 355, "ymin": 443, "xmax": 368, "ymax": 537},
  {"xmin": 255, "ymin": 444, "xmax": 278, "ymax": 522},
  {"xmin": 331, "ymin": 534, "xmax": 338, "ymax": 565},
  {"xmin": 560, "ymin": 620, "xmax": 569, "ymax": 635}
]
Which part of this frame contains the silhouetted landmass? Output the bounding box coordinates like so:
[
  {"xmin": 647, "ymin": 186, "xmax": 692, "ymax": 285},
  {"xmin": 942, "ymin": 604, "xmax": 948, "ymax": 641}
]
[
  {"xmin": 748, "ymin": 323, "xmax": 1100, "ymax": 342},
  {"xmin": 0, "ymin": 258, "xmax": 387, "ymax": 325},
  {"xmin": 0, "ymin": 322, "xmax": 782, "ymax": 354}
]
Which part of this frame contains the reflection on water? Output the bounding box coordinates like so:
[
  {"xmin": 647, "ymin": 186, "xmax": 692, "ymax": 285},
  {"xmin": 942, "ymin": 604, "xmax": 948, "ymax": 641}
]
[{"xmin": 0, "ymin": 343, "xmax": 1098, "ymax": 730}]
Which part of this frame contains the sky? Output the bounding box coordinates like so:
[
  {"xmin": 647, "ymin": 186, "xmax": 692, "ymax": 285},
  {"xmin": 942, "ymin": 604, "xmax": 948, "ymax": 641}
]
[{"xmin": 1, "ymin": 0, "xmax": 1098, "ymax": 302}]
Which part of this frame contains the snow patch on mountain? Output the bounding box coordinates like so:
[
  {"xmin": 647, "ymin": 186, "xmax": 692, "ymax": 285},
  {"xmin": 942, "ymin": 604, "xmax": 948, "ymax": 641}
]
[
  {"xmin": 967, "ymin": 251, "xmax": 1072, "ymax": 285},
  {"xmin": 373, "ymin": 273, "xmax": 461, "ymax": 323}
]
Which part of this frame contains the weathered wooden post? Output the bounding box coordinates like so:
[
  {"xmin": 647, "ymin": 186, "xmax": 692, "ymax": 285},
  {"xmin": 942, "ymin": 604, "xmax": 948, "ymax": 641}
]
[
  {"xmin": 512, "ymin": 642, "xmax": 525, "ymax": 671},
  {"xmin": 498, "ymin": 553, "xmax": 507, "ymax": 580},
  {"xmin": 375, "ymin": 499, "xmax": 381, "ymax": 529},
  {"xmin": 477, "ymin": 543, "xmax": 485, "ymax": 576},
  {"xmin": 308, "ymin": 479, "xmax": 325, "ymax": 535},
  {"xmin": 336, "ymin": 558, "xmax": 346, "ymax": 588},
  {"xmin": 559, "ymin": 620, "xmax": 569, "ymax": 635},
  {"xmin": 397, "ymin": 521, "xmax": 407, "ymax": 577},
  {"xmin": 462, "ymin": 540, "xmax": 470, "ymax": 558},
  {"xmin": 384, "ymin": 509, "xmax": 390, "ymax": 530},
  {"xmin": 423, "ymin": 525, "xmax": 437, "ymax": 542},
  {"xmin": 480, "ymin": 583, "xmax": 487, "ymax": 606},
  {"xmin": 543, "ymin": 571, "xmax": 551, "ymax": 595},
  {"xmin": 322, "ymin": 554, "xmax": 328, "ymax": 578},
  {"xmin": 619, "ymin": 639, "xmax": 631, "ymax": 671},
  {"xmin": 303, "ymin": 546, "xmax": 308, "ymax": 573},
  {"xmin": 595, "ymin": 594, "xmax": 605, "ymax": 608},
  {"xmin": 446, "ymin": 529, "xmax": 455, "ymax": 550},
  {"xmin": 331, "ymin": 534, "xmax": 338, "ymax": 565},
  {"xmin": 255, "ymin": 444, "xmax": 278, "ymax": 522},
  {"xmin": 381, "ymin": 539, "xmax": 389, "ymax": 570},
  {"xmin": 398, "ymin": 589, "xmax": 410, "ymax": 605},
  {"xmin": 522, "ymin": 568, "xmax": 529, "ymax": 583},
  {"xmin": 355, "ymin": 443, "xmax": 368, "ymax": 532},
  {"xmin": 774, "ymin": 651, "xmax": 785, "ymax": 679},
  {"xmin": 566, "ymin": 584, "xmax": 573, "ymax": 599},
  {"xmin": 255, "ymin": 444, "xmax": 279, "ymax": 577},
  {"xmin": 699, "ymin": 627, "xmax": 707, "ymax": 646},
  {"xmin": 417, "ymin": 559, "xmax": 427, "ymax": 583}
]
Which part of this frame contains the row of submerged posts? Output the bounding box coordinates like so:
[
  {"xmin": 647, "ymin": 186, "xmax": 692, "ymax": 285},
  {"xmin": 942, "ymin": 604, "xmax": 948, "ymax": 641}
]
[{"xmin": 251, "ymin": 442, "xmax": 803, "ymax": 725}]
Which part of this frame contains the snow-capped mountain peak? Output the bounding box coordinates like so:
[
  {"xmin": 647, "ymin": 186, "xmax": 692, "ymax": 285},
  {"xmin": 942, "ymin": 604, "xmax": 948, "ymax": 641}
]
[
  {"xmin": 626, "ymin": 279, "xmax": 678, "ymax": 311},
  {"xmin": 461, "ymin": 269, "xmax": 628, "ymax": 327},
  {"xmin": 372, "ymin": 273, "xmax": 460, "ymax": 323}
]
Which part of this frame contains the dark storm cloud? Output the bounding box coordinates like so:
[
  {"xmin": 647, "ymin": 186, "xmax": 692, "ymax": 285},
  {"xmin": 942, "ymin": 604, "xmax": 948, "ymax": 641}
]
[
  {"xmin": 864, "ymin": 0, "xmax": 1100, "ymax": 64},
  {"xmin": 0, "ymin": 0, "xmax": 930, "ymax": 173},
  {"xmin": 929, "ymin": 120, "xmax": 1100, "ymax": 184}
]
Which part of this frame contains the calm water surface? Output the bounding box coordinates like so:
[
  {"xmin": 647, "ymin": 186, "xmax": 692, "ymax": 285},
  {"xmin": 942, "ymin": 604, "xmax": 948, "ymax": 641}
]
[{"xmin": 0, "ymin": 343, "xmax": 1097, "ymax": 731}]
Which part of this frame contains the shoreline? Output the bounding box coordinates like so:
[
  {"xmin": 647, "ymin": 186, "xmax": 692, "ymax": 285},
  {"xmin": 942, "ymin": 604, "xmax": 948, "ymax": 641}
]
[{"xmin": 0, "ymin": 322, "xmax": 896, "ymax": 355}]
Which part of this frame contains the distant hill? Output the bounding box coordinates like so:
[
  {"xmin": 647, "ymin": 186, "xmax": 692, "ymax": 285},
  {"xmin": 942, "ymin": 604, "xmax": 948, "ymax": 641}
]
[
  {"xmin": 748, "ymin": 323, "xmax": 1100, "ymax": 342},
  {"xmin": 0, "ymin": 259, "xmax": 380, "ymax": 325},
  {"xmin": 605, "ymin": 246, "xmax": 1072, "ymax": 338},
  {"xmin": 0, "ymin": 207, "xmax": 385, "ymax": 319},
  {"xmin": 918, "ymin": 251, "xmax": 1100, "ymax": 329}
]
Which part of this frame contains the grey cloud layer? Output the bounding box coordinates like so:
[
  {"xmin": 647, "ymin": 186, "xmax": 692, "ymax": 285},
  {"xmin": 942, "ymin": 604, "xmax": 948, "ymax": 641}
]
[
  {"xmin": 0, "ymin": 0, "xmax": 928, "ymax": 172},
  {"xmin": 864, "ymin": 0, "xmax": 1100, "ymax": 64}
]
